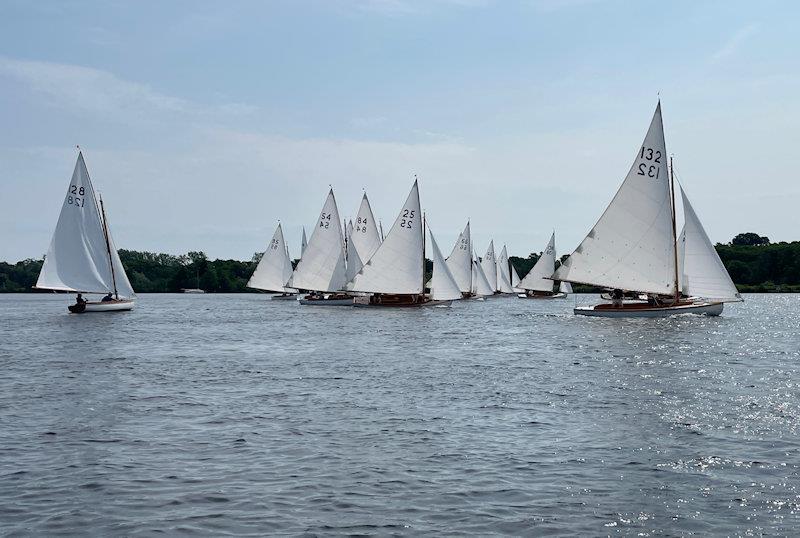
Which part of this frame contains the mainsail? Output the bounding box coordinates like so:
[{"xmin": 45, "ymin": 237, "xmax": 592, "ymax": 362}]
[
  {"xmin": 428, "ymin": 227, "xmax": 463, "ymax": 301},
  {"xmin": 247, "ymin": 223, "xmax": 293, "ymax": 292},
  {"xmin": 519, "ymin": 232, "xmax": 556, "ymax": 292},
  {"xmin": 347, "ymin": 181, "xmax": 423, "ymax": 295},
  {"xmin": 445, "ymin": 221, "xmax": 472, "ymax": 294},
  {"xmin": 510, "ymin": 264, "xmax": 523, "ymax": 292},
  {"xmin": 35, "ymin": 152, "xmax": 135, "ymax": 298},
  {"xmin": 480, "ymin": 240, "xmax": 498, "ymax": 292},
  {"xmin": 287, "ymin": 189, "xmax": 347, "ymax": 292},
  {"xmin": 351, "ymin": 193, "xmax": 382, "ymax": 262},
  {"xmin": 679, "ymin": 186, "xmax": 741, "ymax": 302},
  {"xmin": 471, "ymin": 251, "xmax": 494, "ymax": 297},
  {"xmin": 553, "ymin": 102, "xmax": 676, "ymax": 295},
  {"xmin": 496, "ymin": 245, "xmax": 514, "ymax": 293}
]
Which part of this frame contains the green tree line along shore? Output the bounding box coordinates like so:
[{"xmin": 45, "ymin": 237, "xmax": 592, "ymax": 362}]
[{"xmin": 2, "ymin": 234, "xmax": 798, "ymax": 293}]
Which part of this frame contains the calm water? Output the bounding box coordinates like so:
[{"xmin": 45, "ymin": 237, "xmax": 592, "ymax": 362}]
[{"xmin": 1, "ymin": 293, "xmax": 799, "ymax": 536}]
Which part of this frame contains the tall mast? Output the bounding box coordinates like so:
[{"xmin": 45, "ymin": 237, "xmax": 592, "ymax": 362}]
[
  {"xmin": 669, "ymin": 156, "xmax": 680, "ymax": 303},
  {"xmin": 99, "ymin": 194, "xmax": 119, "ymax": 299},
  {"xmin": 422, "ymin": 211, "xmax": 426, "ymax": 298},
  {"xmin": 468, "ymin": 221, "xmax": 472, "ymax": 295}
]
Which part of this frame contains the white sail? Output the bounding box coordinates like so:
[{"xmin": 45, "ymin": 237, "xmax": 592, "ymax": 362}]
[
  {"xmin": 445, "ymin": 222, "xmax": 472, "ymax": 294},
  {"xmin": 679, "ymin": 187, "xmax": 741, "ymax": 302},
  {"xmin": 247, "ymin": 223, "xmax": 294, "ymax": 292},
  {"xmin": 301, "ymin": 227, "xmax": 308, "ymax": 256},
  {"xmin": 287, "ymin": 189, "xmax": 347, "ymax": 292},
  {"xmin": 519, "ymin": 232, "xmax": 556, "ymax": 292},
  {"xmin": 346, "ymin": 219, "xmax": 354, "ymax": 243},
  {"xmin": 559, "ymin": 281, "xmax": 573, "ymax": 294},
  {"xmin": 348, "ymin": 181, "xmax": 423, "ymax": 295},
  {"xmin": 36, "ymin": 152, "xmax": 135, "ymax": 297},
  {"xmin": 428, "ymin": 227, "xmax": 462, "ymax": 301},
  {"xmin": 496, "ymin": 245, "xmax": 514, "ymax": 293},
  {"xmin": 345, "ymin": 233, "xmax": 364, "ymax": 283},
  {"xmin": 101, "ymin": 203, "xmax": 135, "ymax": 298},
  {"xmin": 351, "ymin": 193, "xmax": 382, "ymax": 262},
  {"xmin": 471, "ymin": 252, "xmax": 494, "ymax": 297},
  {"xmin": 379, "ymin": 221, "xmax": 385, "ymax": 241},
  {"xmin": 480, "ymin": 240, "xmax": 498, "ymax": 292},
  {"xmin": 511, "ymin": 264, "xmax": 521, "ymax": 288},
  {"xmin": 553, "ymin": 102, "xmax": 676, "ymax": 295}
]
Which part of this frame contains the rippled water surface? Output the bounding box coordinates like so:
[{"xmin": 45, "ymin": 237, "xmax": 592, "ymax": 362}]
[{"xmin": 1, "ymin": 293, "xmax": 799, "ymax": 536}]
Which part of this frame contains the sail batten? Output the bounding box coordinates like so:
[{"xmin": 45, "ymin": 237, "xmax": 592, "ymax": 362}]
[{"xmin": 553, "ymin": 102, "xmax": 676, "ymax": 295}]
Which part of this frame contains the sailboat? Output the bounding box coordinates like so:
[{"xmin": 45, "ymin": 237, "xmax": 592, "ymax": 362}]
[
  {"xmin": 471, "ymin": 250, "xmax": 494, "ymax": 298},
  {"xmin": 349, "ymin": 180, "xmax": 460, "ymax": 307},
  {"xmin": 510, "ymin": 263, "xmax": 523, "ymax": 293},
  {"xmin": 480, "ymin": 240, "xmax": 499, "ymax": 294},
  {"xmin": 553, "ymin": 102, "xmax": 740, "ymax": 317},
  {"xmin": 517, "ymin": 232, "xmax": 566, "ymax": 299},
  {"xmin": 289, "ymin": 189, "xmax": 353, "ymax": 306},
  {"xmin": 445, "ymin": 222, "xmax": 473, "ymax": 297},
  {"xmin": 345, "ymin": 192, "xmax": 382, "ymax": 284},
  {"xmin": 301, "ymin": 227, "xmax": 308, "ymax": 256},
  {"xmin": 495, "ymin": 245, "xmax": 515, "ymax": 294},
  {"xmin": 35, "ymin": 151, "xmax": 135, "ymax": 313},
  {"xmin": 247, "ymin": 223, "xmax": 296, "ymax": 299}
]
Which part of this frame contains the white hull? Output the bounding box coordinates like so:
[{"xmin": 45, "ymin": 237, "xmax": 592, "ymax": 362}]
[
  {"xmin": 70, "ymin": 299, "xmax": 135, "ymax": 313},
  {"xmin": 517, "ymin": 292, "xmax": 567, "ymax": 299},
  {"xmin": 575, "ymin": 301, "xmax": 724, "ymax": 318}
]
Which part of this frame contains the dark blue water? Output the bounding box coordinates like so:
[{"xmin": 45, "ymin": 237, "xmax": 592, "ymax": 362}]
[{"xmin": 1, "ymin": 293, "xmax": 798, "ymax": 535}]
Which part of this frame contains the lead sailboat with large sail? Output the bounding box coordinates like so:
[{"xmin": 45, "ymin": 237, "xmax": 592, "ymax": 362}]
[
  {"xmin": 553, "ymin": 102, "xmax": 740, "ymax": 317},
  {"xmin": 35, "ymin": 151, "xmax": 136, "ymax": 313}
]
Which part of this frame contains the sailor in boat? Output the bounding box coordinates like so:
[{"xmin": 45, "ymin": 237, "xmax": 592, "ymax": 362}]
[
  {"xmin": 102, "ymin": 292, "xmax": 114, "ymax": 302},
  {"xmin": 75, "ymin": 293, "xmax": 87, "ymax": 306},
  {"xmin": 611, "ymin": 289, "xmax": 623, "ymax": 307}
]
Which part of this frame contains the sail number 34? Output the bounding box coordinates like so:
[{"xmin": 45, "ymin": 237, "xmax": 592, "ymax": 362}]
[{"xmin": 637, "ymin": 146, "xmax": 662, "ymax": 179}]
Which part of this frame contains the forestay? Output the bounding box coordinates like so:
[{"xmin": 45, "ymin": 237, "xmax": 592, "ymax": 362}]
[
  {"xmin": 35, "ymin": 153, "xmax": 135, "ymax": 297},
  {"xmin": 428, "ymin": 228, "xmax": 462, "ymax": 301},
  {"xmin": 445, "ymin": 221, "xmax": 472, "ymax": 294},
  {"xmin": 247, "ymin": 223, "xmax": 294, "ymax": 292},
  {"xmin": 480, "ymin": 240, "xmax": 498, "ymax": 292},
  {"xmin": 519, "ymin": 232, "xmax": 556, "ymax": 292},
  {"xmin": 553, "ymin": 102, "xmax": 676, "ymax": 295},
  {"xmin": 288, "ymin": 189, "xmax": 347, "ymax": 292},
  {"xmin": 679, "ymin": 187, "xmax": 741, "ymax": 302},
  {"xmin": 348, "ymin": 181, "xmax": 423, "ymax": 295},
  {"xmin": 496, "ymin": 245, "xmax": 514, "ymax": 293},
  {"xmin": 351, "ymin": 193, "xmax": 382, "ymax": 263}
]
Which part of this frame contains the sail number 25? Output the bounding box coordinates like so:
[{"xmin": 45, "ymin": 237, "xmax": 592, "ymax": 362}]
[
  {"xmin": 637, "ymin": 146, "xmax": 662, "ymax": 179},
  {"xmin": 67, "ymin": 184, "xmax": 86, "ymax": 208},
  {"xmin": 400, "ymin": 209, "xmax": 415, "ymax": 229}
]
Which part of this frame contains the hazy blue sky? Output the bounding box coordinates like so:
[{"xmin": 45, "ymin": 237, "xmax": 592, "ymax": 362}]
[{"xmin": 1, "ymin": 0, "xmax": 798, "ymax": 262}]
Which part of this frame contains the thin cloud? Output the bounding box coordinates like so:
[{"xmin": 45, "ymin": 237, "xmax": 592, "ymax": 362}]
[{"xmin": 711, "ymin": 23, "xmax": 760, "ymax": 61}]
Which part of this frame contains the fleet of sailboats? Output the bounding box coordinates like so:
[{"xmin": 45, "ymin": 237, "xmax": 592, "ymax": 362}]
[{"xmin": 37, "ymin": 102, "xmax": 741, "ymax": 318}]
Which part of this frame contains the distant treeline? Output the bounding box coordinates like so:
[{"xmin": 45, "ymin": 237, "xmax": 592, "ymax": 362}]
[{"xmin": 1, "ymin": 233, "xmax": 798, "ymax": 293}]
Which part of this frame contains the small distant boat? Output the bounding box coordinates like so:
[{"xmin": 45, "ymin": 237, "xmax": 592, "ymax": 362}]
[
  {"xmin": 35, "ymin": 151, "xmax": 135, "ymax": 313},
  {"xmin": 290, "ymin": 189, "xmax": 353, "ymax": 306},
  {"xmin": 495, "ymin": 245, "xmax": 515, "ymax": 294},
  {"xmin": 445, "ymin": 221, "xmax": 473, "ymax": 298},
  {"xmin": 471, "ymin": 250, "xmax": 495, "ymax": 298},
  {"xmin": 554, "ymin": 102, "xmax": 741, "ymax": 318},
  {"xmin": 247, "ymin": 223, "xmax": 297, "ymax": 300},
  {"xmin": 480, "ymin": 240, "xmax": 499, "ymax": 294},
  {"xmin": 181, "ymin": 288, "xmax": 206, "ymax": 294},
  {"xmin": 510, "ymin": 263, "xmax": 523, "ymax": 293},
  {"xmin": 517, "ymin": 232, "xmax": 566, "ymax": 299}
]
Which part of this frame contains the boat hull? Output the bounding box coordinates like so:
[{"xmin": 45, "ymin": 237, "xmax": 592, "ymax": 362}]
[
  {"xmin": 352, "ymin": 294, "xmax": 450, "ymax": 308},
  {"xmin": 575, "ymin": 301, "xmax": 724, "ymax": 318},
  {"xmin": 68, "ymin": 299, "xmax": 135, "ymax": 313},
  {"xmin": 298, "ymin": 294, "xmax": 354, "ymax": 306},
  {"xmin": 517, "ymin": 292, "xmax": 567, "ymax": 299},
  {"xmin": 271, "ymin": 293, "xmax": 298, "ymax": 301}
]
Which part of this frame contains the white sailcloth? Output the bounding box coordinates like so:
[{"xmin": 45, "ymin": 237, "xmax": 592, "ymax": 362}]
[
  {"xmin": 511, "ymin": 264, "xmax": 523, "ymax": 292},
  {"xmin": 679, "ymin": 187, "xmax": 741, "ymax": 302},
  {"xmin": 287, "ymin": 189, "xmax": 347, "ymax": 292},
  {"xmin": 351, "ymin": 193, "xmax": 382, "ymax": 262},
  {"xmin": 445, "ymin": 222, "xmax": 472, "ymax": 294},
  {"xmin": 496, "ymin": 245, "xmax": 514, "ymax": 293},
  {"xmin": 348, "ymin": 181, "xmax": 423, "ymax": 295},
  {"xmin": 553, "ymin": 102, "xmax": 676, "ymax": 295},
  {"xmin": 519, "ymin": 232, "xmax": 556, "ymax": 292},
  {"xmin": 301, "ymin": 227, "xmax": 308, "ymax": 256},
  {"xmin": 36, "ymin": 152, "xmax": 135, "ymax": 297},
  {"xmin": 428, "ymin": 227, "xmax": 462, "ymax": 301},
  {"xmin": 480, "ymin": 240, "xmax": 498, "ymax": 292},
  {"xmin": 247, "ymin": 223, "xmax": 293, "ymax": 292},
  {"xmin": 345, "ymin": 232, "xmax": 364, "ymax": 283},
  {"xmin": 559, "ymin": 281, "xmax": 573, "ymax": 294},
  {"xmin": 471, "ymin": 252, "xmax": 494, "ymax": 297}
]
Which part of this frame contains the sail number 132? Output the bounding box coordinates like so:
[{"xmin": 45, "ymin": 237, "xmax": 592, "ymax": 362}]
[{"xmin": 637, "ymin": 146, "xmax": 662, "ymax": 179}]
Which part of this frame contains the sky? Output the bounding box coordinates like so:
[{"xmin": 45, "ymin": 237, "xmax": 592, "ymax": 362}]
[{"xmin": 1, "ymin": 0, "xmax": 798, "ymax": 262}]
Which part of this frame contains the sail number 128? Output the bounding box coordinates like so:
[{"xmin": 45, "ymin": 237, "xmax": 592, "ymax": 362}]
[{"xmin": 67, "ymin": 184, "xmax": 85, "ymax": 208}]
